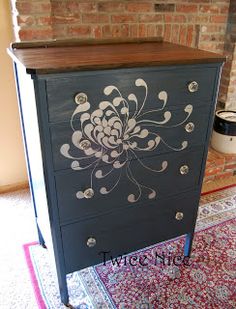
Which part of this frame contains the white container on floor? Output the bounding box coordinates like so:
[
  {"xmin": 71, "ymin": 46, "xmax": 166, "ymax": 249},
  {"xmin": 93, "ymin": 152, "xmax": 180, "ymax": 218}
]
[{"xmin": 211, "ymin": 110, "xmax": 236, "ymax": 154}]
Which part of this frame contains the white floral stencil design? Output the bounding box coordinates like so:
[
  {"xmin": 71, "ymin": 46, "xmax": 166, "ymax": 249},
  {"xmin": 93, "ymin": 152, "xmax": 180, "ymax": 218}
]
[{"xmin": 60, "ymin": 78, "xmax": 193, "ymax": 203}]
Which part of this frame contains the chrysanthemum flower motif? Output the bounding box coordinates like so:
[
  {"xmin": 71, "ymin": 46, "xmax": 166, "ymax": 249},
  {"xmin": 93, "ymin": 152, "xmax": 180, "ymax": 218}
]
[{"xmin": 60, "ymin": 78, "xmax": 193, "ymax": 203}]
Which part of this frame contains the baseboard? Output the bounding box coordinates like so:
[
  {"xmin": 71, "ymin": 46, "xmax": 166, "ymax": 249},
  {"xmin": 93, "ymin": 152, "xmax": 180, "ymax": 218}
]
[{"xmin": 0, "ymin": 181, "xmax": 29, "ymax": 194}]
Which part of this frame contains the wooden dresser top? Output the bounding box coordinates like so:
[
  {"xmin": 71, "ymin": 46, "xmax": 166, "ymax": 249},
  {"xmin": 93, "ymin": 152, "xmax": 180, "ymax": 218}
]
[{"xmin": 8, "ymin": 38, "xmax": 225, "ymax": 74}]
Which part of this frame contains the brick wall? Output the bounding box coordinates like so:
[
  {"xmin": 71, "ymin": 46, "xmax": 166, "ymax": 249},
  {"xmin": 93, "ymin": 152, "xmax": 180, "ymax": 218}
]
[
  {"xmin": 10, "ymin": 0, "xmax": 236, "ymax": 109},
  {"xmin": 219, "ymin": 0, "xmax": 236, "ymax": 110}
]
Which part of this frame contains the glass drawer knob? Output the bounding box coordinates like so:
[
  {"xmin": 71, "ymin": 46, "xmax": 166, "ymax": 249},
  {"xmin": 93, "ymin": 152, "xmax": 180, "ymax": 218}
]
[
  {"xmin": 87, "ymin": 237, "xmax": 96, "ymax": 247},
  {"xmin": 175, "ymin": 212, "xmax": 184, "ymax": 221},
  {"xmin": 185, "ymin": 122, "xmax": 195, "ymax": 133},
  {"xmin": 180, "ymin": 165, "xmax": 189, "ymax": 175},
  {"xmin": 84, "ymin": 188, "xmax": 94, "ymax": 199},
  {"xmin": 79, "ymin": 140, "xmax": 91, "ymax": 150},
  {"xmin": 188, "ymin": 81, "xmax": 199, "ymax": 93},
  {"xmin": 75, "ymin": 92, "xmax": 87, "ymax": 104}
]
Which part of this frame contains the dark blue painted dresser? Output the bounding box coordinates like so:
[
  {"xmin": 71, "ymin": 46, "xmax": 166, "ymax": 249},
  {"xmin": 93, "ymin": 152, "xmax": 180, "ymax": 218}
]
[{"xmin": 8, "ymin": 38, "xmax": 225, "ymax": 306}]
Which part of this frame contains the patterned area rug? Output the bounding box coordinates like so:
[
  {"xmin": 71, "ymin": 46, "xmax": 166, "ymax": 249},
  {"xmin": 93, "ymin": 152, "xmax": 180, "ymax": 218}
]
[{"xmin": 23, "ymin": 186, "xmax": 236, "ymax": 309}]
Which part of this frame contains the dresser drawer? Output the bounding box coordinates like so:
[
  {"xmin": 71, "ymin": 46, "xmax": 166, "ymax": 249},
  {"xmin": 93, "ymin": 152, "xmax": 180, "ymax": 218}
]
[
  {"xmin": 51, "ymin": 105, "xmax": 211, "ymax": 171},
  {"xmin": 46, "ymin": 66, "xmax": 217, "ymax": 123},
  {"xmin": 55, "ymin": 147, "xmax": 204, "ymax": 224},
  {"xmin": 61, "ymin": 190, "xmax": 199, "ymax": 273}
]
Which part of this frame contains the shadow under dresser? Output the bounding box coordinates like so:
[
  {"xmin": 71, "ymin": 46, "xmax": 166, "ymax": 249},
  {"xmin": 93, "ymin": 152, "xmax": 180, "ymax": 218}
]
[{"xmin": 8, "ymin": 38, "xmax": 225, "ymax": 306}]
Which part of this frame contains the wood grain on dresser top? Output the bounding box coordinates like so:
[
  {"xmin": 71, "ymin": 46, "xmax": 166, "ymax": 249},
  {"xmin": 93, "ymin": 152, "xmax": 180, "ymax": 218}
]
[{"xmin": 8, "ymin": 38, "xmax": 225, "ymax": 74}]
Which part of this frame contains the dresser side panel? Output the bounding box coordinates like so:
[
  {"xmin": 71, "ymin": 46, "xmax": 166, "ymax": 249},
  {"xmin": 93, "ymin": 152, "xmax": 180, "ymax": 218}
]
[{"xmin": 14, "ymin": 63, "xmax": 60, "ymax": 280}]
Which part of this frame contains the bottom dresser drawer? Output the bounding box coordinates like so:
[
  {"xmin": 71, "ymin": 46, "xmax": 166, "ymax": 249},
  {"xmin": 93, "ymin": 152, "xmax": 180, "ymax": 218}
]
[{"xmin": 62, "ymin": 190, "xmax": 200, "ymax": 274}]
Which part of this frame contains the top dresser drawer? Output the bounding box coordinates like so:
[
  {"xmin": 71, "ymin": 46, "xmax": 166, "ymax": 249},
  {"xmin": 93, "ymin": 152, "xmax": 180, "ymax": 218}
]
[{"xmin": 46, "ymin": 65, "xmax": 217, "ymax": 123}]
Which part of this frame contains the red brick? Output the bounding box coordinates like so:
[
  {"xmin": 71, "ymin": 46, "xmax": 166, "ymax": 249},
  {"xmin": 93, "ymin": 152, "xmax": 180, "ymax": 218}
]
[
  {"xmin": 164, "ymin": 24, "xmax": 171, "ymax": 41},
  {"xmin": 187, "ymin": 15, "xmax": 209, "ymax": 23},
  {"xmin": 98, "ymin": 2, "xmax": 124, "ymax": 12},
  {"xmin": 130, "ymin": 24, "xmax": 138, "ymax": 37},
  {"xmin": 102, "ymin": 25, "xmax": 112, "ymax": 37},
  {"xmin": 188, "ymin": 0, "xmax": 211, "ymax": 2},
  {"xmin": 186, "ymin": 25, "xmax": 194, "ymax": 47},
  {"xmin": 92, "ymin": 25, "xmax": 102, "ymax": 38},
  {"xmin": 204, "ymin": 166, "xmax": 224, "ymax": 177},
  {"xmin": 171, "ymin": 24, "xmax": 180, "ymax": 44},
  {"xmin": 51, "ymin": 1, "xmax": 66, "ymax": 15},
  {"xmin": 139, "ymin": 14, "xmax": 163, "ymax": 23},
  {"xmin": 139, "ymin": 24, "xmax": 146, "ymax": 37},
  {"xmin": 17, "ymin": 15, "xmax": 35, "ymax": 27},
  {"xmin": 18, "ymin": 27, "xmax": 53, "ymax": 41},
  {"xmin": 203, "ymin": 175, "xmax": 216, "ymax": 184},
  {"xmin": 67, "ymin": 25, "xmax": 91, "ymax": 37},
  {"xmin": 147, "ymin": 24, "xmax": 156, "ymax": 37},
  {"xmin": 225, "ymin": 154, "xmax": 236, "ymax": 164},
  {"xmin": 199, "ymin": 5, "xmax": 220, "ymax": 14},
  {"xmin": 210, "ymin": 15, "xmax": 228, "ymax": 23},
  {"xmin": 176, "ymin": 4, "xmax": 198, "ymax": 13},
  {"xmin": 36, "ymin": 16, "xmax": 52, "ymax": 26},
  {"xmin": 179, "ymin": 25, "xmax": 187, "ymax": 45},
  {"xmin": 111, "ymin": 14, "xmax": 137, "ymax": 23},
  {"xmin": 53, "ymin": 26, "xmax": 67, "ymax": 38},
  {"xmin": 126, "ymin": 2, "xmax": 153, "ymax": 13},
  {"xmin": 204, "ymin": 25, "xmax": 226, "ymax": 33},
  {"xmin": 164, "ymin": 14, "xmax": 172, "ymax": 23},
  {"xmin": 164, "ymin": 14, "xmax": 187, "ymax": 23},
  {"xmin": 220, "ymin": 5, "xmax": 230, "ymax": 14},
  {"xmin": 16, "ymin": 2, "xmax": 51, "ymax": 14},
  {"xmin": 155, "ymin": 4, "xmax": 175, "ymax": 12},
  {"xmin": 224, "ymin": 163, "xmax": 236, "ymax": 171},
  {"xmin": 78, "ymin": 3, "xmax": 97, "ymax": 13},
  {"xmin": 111, "ymin": 24, "xmax": 129, "ymax": 38},
  {"xmin": 52, "ymin": 16, "xmax": 80, "ymax": 24},
  {"xmin": 214, "ymin": 171, "xmax": 234, "ymax": 180},
  {"xmin": 156, "ymin": 25, "xmax": 163, "ymax": 37},
  {"xmin": 82, "ymin": 14, "xmax": 109, "ymax": 24},
  {"xmin": 65, "ymin": 1, "xmax": 80, "ymax": 13}
]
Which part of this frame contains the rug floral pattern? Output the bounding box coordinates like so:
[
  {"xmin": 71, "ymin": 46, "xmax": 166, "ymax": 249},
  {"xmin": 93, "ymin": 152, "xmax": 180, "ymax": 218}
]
[{"xmin": 25, "ymin": 187, "xmax": 236, "ymax": 309}]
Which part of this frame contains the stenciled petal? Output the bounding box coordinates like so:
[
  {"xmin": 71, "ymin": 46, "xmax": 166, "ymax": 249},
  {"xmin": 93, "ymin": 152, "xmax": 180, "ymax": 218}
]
[
  {"xmin": 113, "ymin": 97, "xmax": 124, "ymax": 106},
  {"xmin": 71, "ymin": 160, "xmax": 81, "ymax": 170},
  {"xmin": 158, "ymin": 91, "xmax": 167, "ymax": 103},
  {"xmin": 184, "ymin": 104, "xmax": 193, "ymax": 114},
  {"xmin": 104, "ymin": 85, "xmax": 117, "ymax": 96},
  {"xmin": 128, "ymin": 194, "xmax": 136, "ymax": 203},
  {"xmin": 60, "ymin": 144, "xmax": 74, "ymax": 159},
  {"xmin": 99, "ymin": 101, "xmax": 110, "ymax": 110},
  {"xmin": 72, "ymin": 102, "xmax": 90, "ymax": 118},
  {"xmin": 148, "ymin": 190, "xmax": 156, "ymax": 199},
  {"xmin": 121, "ymin": 107, "xmax": 129, "ymax": 114},
  {"xmin": 135, "ymin": 78, "xmax": 147, "ymax": 88},
  {"xmin": 72, "ymin": 130, "xmax": 83, "ymax": 148},
  {"xmin": 100, "ymin": 187, "xmax": 108, "ymax": 194}
]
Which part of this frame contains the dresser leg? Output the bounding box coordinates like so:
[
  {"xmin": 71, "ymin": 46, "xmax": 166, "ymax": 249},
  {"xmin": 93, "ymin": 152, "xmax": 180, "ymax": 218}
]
[
  {"xmin": 184, "ymin": 232, "xmax": 194, "ymax": 257},
  {"xmin": 60, "ymin": 286, "xmax": 69, "ymax": 306},
  {"xmin": 58, "ymin": 274, "xmax": 69, "ymax": 306},
  {"xmin": 36, "ymin": 222, "xmax": 47, "ymax": 248}
]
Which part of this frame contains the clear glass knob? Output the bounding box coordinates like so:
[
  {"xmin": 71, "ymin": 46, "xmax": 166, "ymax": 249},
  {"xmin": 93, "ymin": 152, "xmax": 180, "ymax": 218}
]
[
  {"xmin": 180, "ymin": 165, "xmax": 189, "ymax": 175},
  {"xmin": 79, "ymin": 140, "xmax": 91, "ymax": 150},
  {"xmin": 74, "ymin": 92, "xmax": 87, "ymax": 104},
  {"xmin": 175, "ymin": 212, "xmax": 184, "ymax": 221},
  {"xmin": 188, "ymin": 81, "xmax": 199, "ymax": 93},
  {"xmin": 185, "ymin": 122, "xmax": 195, "ymax": 133},
  {"xmin": 84, "ymin": 188, "xmax": 94, "ymax": 199},
  {"xmin": 87, "ymin": 237, "xmax": 96, "ymax": 247}
]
